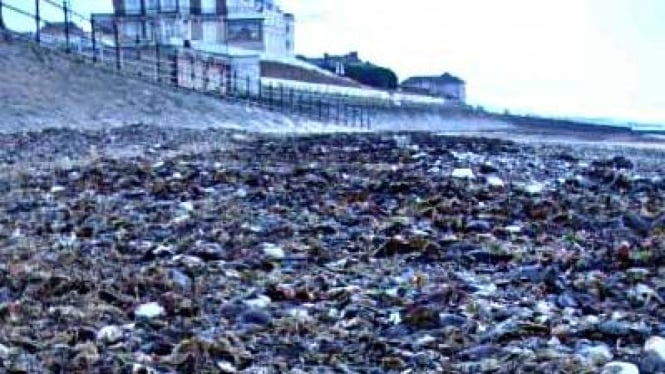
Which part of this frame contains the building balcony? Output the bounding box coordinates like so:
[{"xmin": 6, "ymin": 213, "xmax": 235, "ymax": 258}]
[{"xmin": 115, "ymin": 7, "xmax": 222, "ymax": 17}]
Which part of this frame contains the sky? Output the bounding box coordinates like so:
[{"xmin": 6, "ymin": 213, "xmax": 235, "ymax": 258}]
[{"xmin": 3, "ymin": 0, "xmax": 664, "ymax": 125}]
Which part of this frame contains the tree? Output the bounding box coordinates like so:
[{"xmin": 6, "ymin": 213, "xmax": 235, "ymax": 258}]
[{"xmin": 344, "ymin": 63, "xmax": 398, "ymax": 90}]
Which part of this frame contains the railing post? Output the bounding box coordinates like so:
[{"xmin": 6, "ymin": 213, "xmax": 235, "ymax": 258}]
[
  {"xmin": 0, "ymin": 0, "xmax": 5, "ymax": 31},
  {"xmin": 113, "ymin": 21, "xmax": 121, "ymax": 70},
  {"xmin": 232, "ymin": 70, "xmax": 237, "ymax": 96},
  {"xmin": 154, "ymin": 24, "xmax": 161, "ymax": 82},
  {"xmin": 35, "ymin": 0, "xmax": 40, "ymax": 42},
  {"xmin": 257, "ymin": 79, "xmax": 262, "ymax": 103},
  {"xmin": 351, "ymin": 105, "xmax": 362, "ymax": 127},
  {"xmin": 0, "ymin": 0, "xmax": 5, "ymax": 30},
  {"xmin": 63, "ymin": 0, "xmax": 70, "ymax": 53},
  {"xmin": 266, "ymin": 83, "xmax": 272, "ymax": 109},
  {"xmin": 91, "ymin": 17, "xmax": 97, "ymax": 62},
  {"xmin": 190, "ymin": 54, "xmax": 195, "ymax": 89},
  {"xmin": 246, "ymin": 75, "xmax": 250, "ymax": 99},
  {"xmin": 172, "ymin": 51, "xmax": 179, "ymax": 86},
  {"xmin": 279, "ymin": 84, "xmax": 284, "ymax": 109},
  {"xmin": 336, "ymin": 98, "xmax": 341, "ymax": 124},
  {"xmin": 289, "ymin": 88, "xmax": 294, "ymax": 112}
]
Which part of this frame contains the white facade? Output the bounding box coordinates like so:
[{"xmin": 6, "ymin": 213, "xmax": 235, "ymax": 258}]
[{"xmin": 108, "ymin": 0, "xmax": 294, "ymax": 58}]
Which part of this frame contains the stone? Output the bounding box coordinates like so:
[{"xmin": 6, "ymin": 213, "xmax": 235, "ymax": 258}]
[
  {"xmin": 465, "ymin": 220, "xmax": 493, "ymax": 233},
  {"xmin": 642, "ymin": 336, "xmax": 665, "ymax": 373},
  {"xmin": 217, "ymin": 361, "xmax": 238, "ymax": 373},
  {"xmin": 262, "ymin": 243, "xmax": 285, "ymax": 260},
  {"xmin": 243, "ymin": 295, "xmax": 272, "ymax": 309},
  {"xmin": 96, "ymin": 325, "xmax": 124, "ymax": 344},
  {"xmin": 179, "ymin": 201, "xmax": 195, "ymax": 212},
  {"xmin": 486, "ymin": 175, "xmax": 505, "ymax": 187},
  {"xmin": 601, "ymin": 362, "xmax": 640, "ymax": 374},
  {"xmin": 577, "ymin": 343, "xmax": 614, "ymax": 365},
  {"xmin": 524, "ymin": 182, "xmax": 545, "ymax": 195},
  {"xmin": 135, "ymin": 302, "xmax": 165, "ymax": 319},
  {"xmin": 241, "ymin": 309, "xmax": 273, "ymax": 326},
  {"xmin": 452, "ymin": 168, "xmax": 475, "ymax": 179}
]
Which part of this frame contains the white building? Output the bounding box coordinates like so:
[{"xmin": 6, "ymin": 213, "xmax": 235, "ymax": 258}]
[
  {"xmin": 96, "ymin": 0, "xmax": 294, "ymax": 58},
  {"xmin": 401, "ymin": 73, "xmax": 467, "ymax": 103}
]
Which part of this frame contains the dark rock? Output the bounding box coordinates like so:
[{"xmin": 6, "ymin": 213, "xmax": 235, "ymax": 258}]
[{"xmin": 240, "ymin": 309, "xmax": 273, "ymax": 326}]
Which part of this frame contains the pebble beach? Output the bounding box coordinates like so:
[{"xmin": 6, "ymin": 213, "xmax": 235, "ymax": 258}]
[{"xmin": 1, "ymin": 125, "xmax": 664, "ymax": 373}]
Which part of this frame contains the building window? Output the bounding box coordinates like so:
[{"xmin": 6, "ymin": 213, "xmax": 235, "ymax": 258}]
[
  {"xmin": 161, "ymin": 0, "xmax": 176, "ymax": 11},
  {"xmin": 126, "ymin": 22, "xmax": 139, "ymax": 39},
  {"xmin": 146, "ymin": 0, "xmax": 158, "ymax": 11},
  {"xmin": 191, "ymin": 20, "xmax": 203, "ymax": 40},
  {"xmin": 126, "ymin": 0, "xmax": 141, "ymax": 12},
  {"xmin": 163, "ymin": 20, "xmax": 176, "ymax": 39},
  {"xmin": 227, "ymin": 20, "xmax": 262, "ymax": 42}
]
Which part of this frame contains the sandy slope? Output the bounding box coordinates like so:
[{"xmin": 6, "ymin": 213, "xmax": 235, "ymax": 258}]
[{"xmin": 0, "ymin": 39, "xmax": 353, "ymax": 133}]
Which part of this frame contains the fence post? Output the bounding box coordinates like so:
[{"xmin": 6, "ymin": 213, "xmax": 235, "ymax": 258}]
[
  {"xmin": 90, "ymin": 17, "xmax": 97, "ymax": 62},
  {"xmin": 63, "ymin": 0, "xmax": 70, "ymax": 53},
  {"xmin": 203, "ymin": 60, "xmax": 210, "ymax": 91},
  {"xmin": 155, "ymin": 43, "xmax": 161, "ymax": 82},
  {"xmin": 35, "ymin": 0, "xmax": 40, "ymax": 42},
  {"xmin": 135, "ymin": 36, "xmax": 141, "ymax": 73},
  {"xmin": 257, "ymin": 79, "xmax": 262, "ymax": 104},
  {"xmin": 190, "ymin": 55, "xmax": 195, "ymax": 89},
  {"xmin": 246, "ymin": 75, "xmax": 250, "ymax": 99},
  {"xmin": 289, "ymin": 88, "xmax": 294, "ymax": 112},
  {"xmin": 113, "ymin": 21, "xmax": 121, "ymax": 70},
  {"xmin": 154, "ymin": 24, "xmax": 161, "ymax": 82},
  {"xmin": 318, "ymin": 98, "xmax": 323, "ymax": 121},
  {"xmin": 350, "ymin": 104, "xmax": 354, "ymax": 126},
  {"xmin": 0, "ymin": 0, "xmax": 5, "ymax": 31},
  {"xmin": 266, "ymin": 83, "xmax": 272, "ymax": 109},
  {"xmin": 172, "ymin": 51, "xmax": 179, "ymax": 86},
  {"xmin": 336, "ymin": 98, "xmax": 341, "ymax": 124},
  {"xmin": 279, "ymin": 84, "xmax": 284, "ymax": 110},
  {"xmin": 232, "ymin": 70, "xmax": 237, "ymax": 97}
]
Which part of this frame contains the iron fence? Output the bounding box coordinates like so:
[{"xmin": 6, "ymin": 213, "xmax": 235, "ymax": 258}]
[{"xmin": 0, "ymin": 0, "xmax": 374, "ymax": 128}]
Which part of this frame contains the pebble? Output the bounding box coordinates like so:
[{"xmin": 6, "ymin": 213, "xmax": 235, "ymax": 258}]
[
  {"xmin": 642, "ymin": 336, "xmax": 665, "ymax": 372},
  {"xmin": 486, "ymin": 175, "xmax": 505, "ymax": 187},
  {"xmin": 96, "ymin": 325, "xmax": 124, "ymax": 344},
  {"xmin": 241, "ymin": 309, "xmax": 273, "ymax": 326},
  {"xmin": 243, "ymin": 295, "xmax": 272, "ymax": 309},
  {"xmin": 179, "ymin": 201, "xmax": 195, "ymax": 212},
  {"xmin": 262, "ymin": 243, "xmax": 286, "ymax": 260},
  {"xmin": 602, "ymin": 362, "xmax": 640, "ymax": 374},
  {"xmin": 217, "ymin": 361, "xmax": 238, "ymax": 373},
  {"xmin": 135, "ymin": 302, "xmax": 165, "ymax": 319},
  {"xmin": 578, "ymin": 343, "xmax": 614, "ymax": 365},
  {"xmin": 452, "ymin": 168, "xmax": 475, "ymax": 179},
  {"xmin": 524, "ymin": 182, "xmax": 545, "ymax": 194}
]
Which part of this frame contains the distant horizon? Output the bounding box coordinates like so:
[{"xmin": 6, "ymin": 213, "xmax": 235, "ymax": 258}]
[{"xmin": 2, "ymin": 0, "xmax": 663, "ymax": 126}]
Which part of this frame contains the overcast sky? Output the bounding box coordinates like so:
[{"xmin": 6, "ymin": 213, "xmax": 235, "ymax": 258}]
[{"xmin": 4, "ymin": 0, "xmax": 664, "ymax": 125}]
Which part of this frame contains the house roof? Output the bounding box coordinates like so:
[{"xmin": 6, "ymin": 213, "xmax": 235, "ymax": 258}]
[{"xmin": 402, "ymin": 72, "xmax": 465, "ymax": 86}]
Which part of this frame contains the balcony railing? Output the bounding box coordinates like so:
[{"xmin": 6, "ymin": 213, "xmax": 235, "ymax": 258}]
[{"xmin": 120, "ymin": 7, "xmax": 222, "ymax": 16}]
